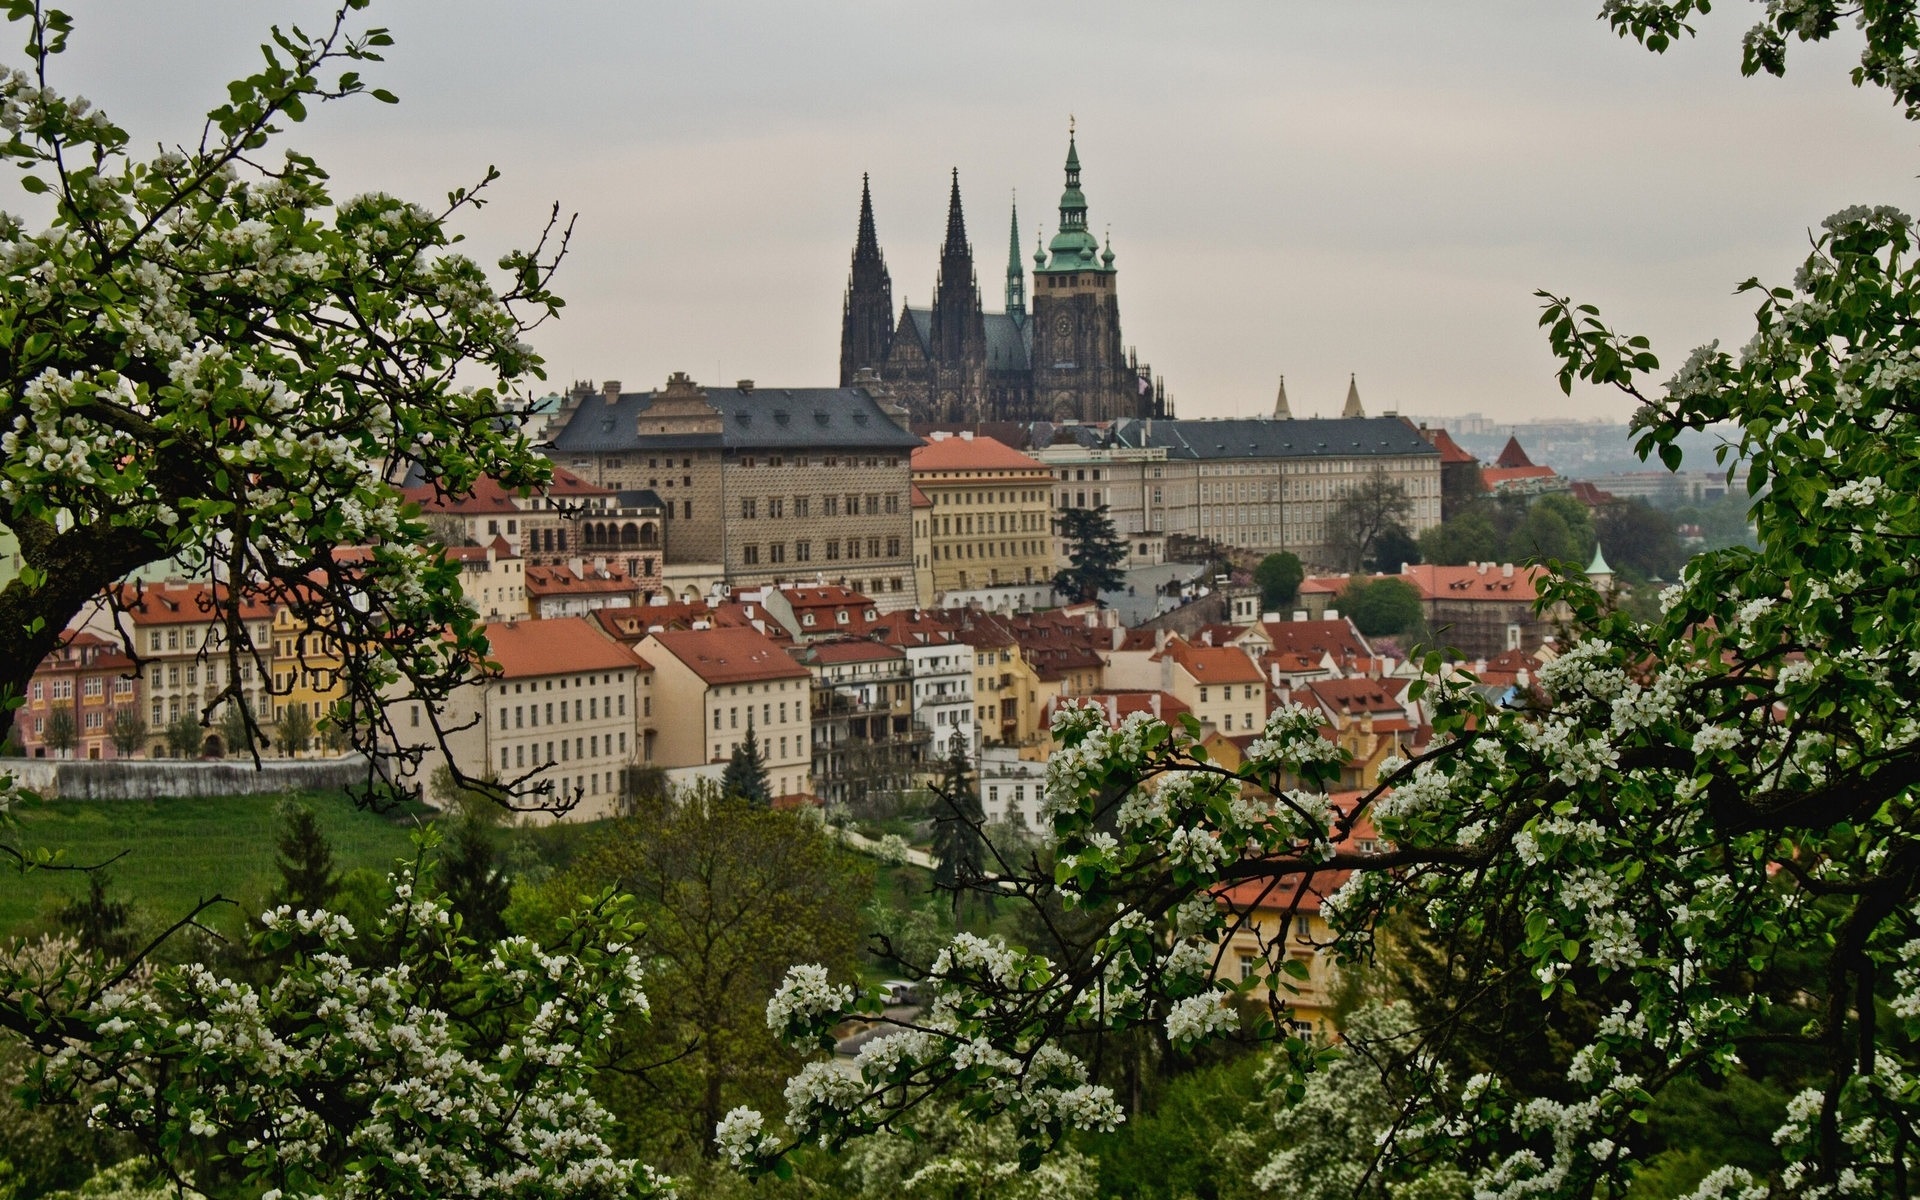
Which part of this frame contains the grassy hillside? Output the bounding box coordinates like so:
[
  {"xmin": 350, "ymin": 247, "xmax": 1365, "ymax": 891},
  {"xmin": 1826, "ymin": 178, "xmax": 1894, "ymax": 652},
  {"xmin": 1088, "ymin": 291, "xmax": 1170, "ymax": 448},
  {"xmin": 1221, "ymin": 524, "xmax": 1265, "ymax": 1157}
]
[{"xmin": 0, "ymin": 791, "xmax": 426, "ymax": 938}]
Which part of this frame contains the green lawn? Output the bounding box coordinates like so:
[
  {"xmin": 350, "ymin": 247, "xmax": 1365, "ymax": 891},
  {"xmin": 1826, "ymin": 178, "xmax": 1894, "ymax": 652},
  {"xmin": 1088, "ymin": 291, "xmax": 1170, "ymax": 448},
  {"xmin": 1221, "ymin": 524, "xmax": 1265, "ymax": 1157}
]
[{"xmin": 0, "ymin": 791, "xmax": 427, "ymax": 939}]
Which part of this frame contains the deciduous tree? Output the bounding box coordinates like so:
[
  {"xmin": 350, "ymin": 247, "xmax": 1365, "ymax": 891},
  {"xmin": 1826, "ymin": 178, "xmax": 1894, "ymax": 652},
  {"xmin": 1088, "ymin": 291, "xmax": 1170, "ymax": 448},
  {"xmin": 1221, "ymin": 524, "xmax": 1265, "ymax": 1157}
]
[
  {"xmin": 1252, "ymin": 552, "xmax": 1304, "ymax": 614},
  {"xmin": 1327, "ymin": 468, "xmax": 1412, "ymax": 574}
]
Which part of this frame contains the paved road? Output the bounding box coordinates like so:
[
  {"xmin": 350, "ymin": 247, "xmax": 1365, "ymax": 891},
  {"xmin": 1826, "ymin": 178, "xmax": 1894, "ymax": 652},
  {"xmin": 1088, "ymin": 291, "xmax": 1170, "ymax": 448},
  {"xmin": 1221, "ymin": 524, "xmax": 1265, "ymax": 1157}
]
[{"xmin": 1099, "ymin": 562, "xmax": 1210, "ymax": 626}]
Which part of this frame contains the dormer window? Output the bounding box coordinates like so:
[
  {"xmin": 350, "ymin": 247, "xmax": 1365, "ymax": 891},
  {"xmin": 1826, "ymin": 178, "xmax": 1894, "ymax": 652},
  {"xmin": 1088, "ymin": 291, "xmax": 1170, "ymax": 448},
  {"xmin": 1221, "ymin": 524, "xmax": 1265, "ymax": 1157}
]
[
  {"xmin": 802, "ymin": 613, "xmax": 816, "ymax": 627},
  {"xmin": 837, "ymin": 611, "xmax": 850, "ymax": 625}
]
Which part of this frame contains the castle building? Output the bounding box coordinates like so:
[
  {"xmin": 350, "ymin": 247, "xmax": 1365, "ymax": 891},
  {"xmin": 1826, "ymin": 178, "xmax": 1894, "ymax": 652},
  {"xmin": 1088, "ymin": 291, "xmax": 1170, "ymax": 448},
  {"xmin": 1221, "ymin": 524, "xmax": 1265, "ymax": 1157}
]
[
  {"xmin": 841, "ymin": 129, "xmax": 1171, "ymax": 425},
  {"xmin": 545, "ymin": 373, "xmax": 923, "ymax": 608}
]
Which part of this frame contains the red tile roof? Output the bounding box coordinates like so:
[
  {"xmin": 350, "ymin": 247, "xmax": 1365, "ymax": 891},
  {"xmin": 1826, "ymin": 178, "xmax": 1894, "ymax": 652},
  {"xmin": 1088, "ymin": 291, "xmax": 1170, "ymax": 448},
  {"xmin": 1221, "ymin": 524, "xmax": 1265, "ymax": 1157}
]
[
  {"xmin": 1159, "ymin": 639, "xmax": 1264, "ymax": 685},
  {"xmin": 799, "ymin": 640, "xmax": 906, "ymax": 666},
  {"xmin": 1306, "ymin": 677, "xmax": 1409, "ymax": 715},
  {"xmin": 911, "ymin": 434, "xmax": 1047, "ymax": 473},
  {"xmin": 642, "ymin": 627, "xmax": 813, "ymax": 685},
  {"xmin": 1260, "ymin": 619, "xmax": 1373, "ymax": 664},
  {"xmin": 1495, "ymin": 436, "xmax": 1536, "ymax": 469},
  {"xmin": 112, "ymin": 581, "xmax": 274, "ymax": 625},
  {"xmin": 1427, "ymin": 427, "xmax": 1477, "ymax": 465},
  {"xmin": 481, "ymin": 616, "xmax": 643, "ymax": 677},
  {"xmin": 1396, "ymin": 563, "xmax": 1547, "ymax": 603},
  {"xmin": 526, "ymin": 564, "xmax": 642, "ymax": 597}
]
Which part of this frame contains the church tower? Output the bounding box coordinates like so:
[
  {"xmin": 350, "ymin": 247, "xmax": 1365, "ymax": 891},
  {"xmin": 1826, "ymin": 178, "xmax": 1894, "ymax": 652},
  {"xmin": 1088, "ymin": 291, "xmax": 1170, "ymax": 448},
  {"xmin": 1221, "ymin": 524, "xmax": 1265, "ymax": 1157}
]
[
  {"xmin": 840, "ymin": 174, "xmax": 895, "ymax": 387},
  {"xmin": 1030, "ymin": 125, "xmax": 1136, "ymax": 422},
  {"xmin": 926, "ymin": 169, "xmax": 988, "ymax": 421}
]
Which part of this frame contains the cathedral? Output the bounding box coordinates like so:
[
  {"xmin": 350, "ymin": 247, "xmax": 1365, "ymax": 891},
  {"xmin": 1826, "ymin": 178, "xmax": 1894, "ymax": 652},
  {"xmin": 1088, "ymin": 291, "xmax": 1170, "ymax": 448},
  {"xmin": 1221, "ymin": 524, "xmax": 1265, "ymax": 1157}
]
[{"xmin": 839, "ymin": 129, "xmax": 1172, "ymax": 424}]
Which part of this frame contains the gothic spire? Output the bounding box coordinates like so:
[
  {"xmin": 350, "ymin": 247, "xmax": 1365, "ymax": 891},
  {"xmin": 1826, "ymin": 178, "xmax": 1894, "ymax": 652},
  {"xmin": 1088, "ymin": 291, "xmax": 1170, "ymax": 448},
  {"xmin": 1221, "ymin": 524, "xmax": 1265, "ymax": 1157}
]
[
  {"xmin": 1274, "ymin": 374, "xmax": 1292, "ymax": 420},
  {"xmin": 854, "ymin": 172, "xmax": 881, "ymax": 262},
  {"xmin": 1343, "ymin": 373, "xmax": 1366, "ymax": 419},
  {"xmin": 1006, "ymin": 194, "xmax": 1026, "ymax": 320},
  {"xmin": 840, "ymin": 173, "xmax": 893, "ymax": 387},
  {"xmin": 942, "ymin": 168, "xmax": 969, "ymax": 259}
]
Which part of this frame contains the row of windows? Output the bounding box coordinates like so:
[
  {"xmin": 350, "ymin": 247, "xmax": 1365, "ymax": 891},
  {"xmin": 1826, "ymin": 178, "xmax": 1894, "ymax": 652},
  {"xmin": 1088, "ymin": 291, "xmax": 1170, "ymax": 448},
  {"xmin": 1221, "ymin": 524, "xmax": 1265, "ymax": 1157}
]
[
  {"xmin": 1196, "ymin": 685, "xmax": 1263, "ymax": 702},
  {"xmin": 925, "ymin": 488, "xmax": 1046, "ymax": 505},
  {"xmin": 740, "ymin": 494, "xmax": 901, "ymax": 519},
  {"xmin": 741, "ymin": 538, "xmax": 901, "ymax": 565},
  {"xmin": 501, "ymin": 735, "xmax": 627, "ymax": 770},
  {"xmin": 31, "ymin": 677, "xmax": 133, "ymax": 701},
  {"xmin": 934, "ymin": 512, "xmax": 1044, "ymax": 535},
  {"xmin": 735, "ymin": 454, "xmax": 900, "ymax": 470},
  {"xmin": 935, "ymin": 542, "xmax": 1045, "ymax": 562},
  {"xmin": 146, "ymin": 624, "xmax": 272, "ymax": 653},
  {"xmin": 500, "ymin": 692, "xmax": 627, "ymax": 729},
  {"xmin": 713, "ymin": 701, "xmax": 802, "ymax": 730}
]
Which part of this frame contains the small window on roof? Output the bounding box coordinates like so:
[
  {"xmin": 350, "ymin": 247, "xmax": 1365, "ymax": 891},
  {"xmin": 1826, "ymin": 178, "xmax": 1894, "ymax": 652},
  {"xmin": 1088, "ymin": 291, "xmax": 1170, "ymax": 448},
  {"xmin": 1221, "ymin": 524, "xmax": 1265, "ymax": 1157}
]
[{"xmin": 814, "ymin": 411, "xmax": 830, "ymax": 426}]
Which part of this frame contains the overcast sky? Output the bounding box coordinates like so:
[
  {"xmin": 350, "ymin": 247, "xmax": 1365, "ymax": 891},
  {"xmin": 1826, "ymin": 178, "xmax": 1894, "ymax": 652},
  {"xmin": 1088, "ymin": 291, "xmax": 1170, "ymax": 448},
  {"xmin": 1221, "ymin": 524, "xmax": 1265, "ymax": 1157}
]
[{"xmin": 45, "ymin": 2, "xmax": 1920, "ymax": 423}]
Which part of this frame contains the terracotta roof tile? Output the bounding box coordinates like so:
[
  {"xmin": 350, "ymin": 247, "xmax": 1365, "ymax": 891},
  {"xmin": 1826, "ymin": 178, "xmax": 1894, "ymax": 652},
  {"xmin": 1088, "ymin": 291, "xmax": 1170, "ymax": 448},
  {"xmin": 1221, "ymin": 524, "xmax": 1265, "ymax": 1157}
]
[{"xmin": 481, "ymin": 616, "xmax": 644, "ymax": 677}]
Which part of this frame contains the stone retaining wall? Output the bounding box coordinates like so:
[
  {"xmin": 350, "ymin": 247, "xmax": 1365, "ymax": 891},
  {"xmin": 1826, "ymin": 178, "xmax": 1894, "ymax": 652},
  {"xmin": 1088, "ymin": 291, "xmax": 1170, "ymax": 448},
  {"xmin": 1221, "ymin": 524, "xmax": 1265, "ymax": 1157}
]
[{"xmin": 4, "ymin": 755, "xmax": 372, "ymax": 801}]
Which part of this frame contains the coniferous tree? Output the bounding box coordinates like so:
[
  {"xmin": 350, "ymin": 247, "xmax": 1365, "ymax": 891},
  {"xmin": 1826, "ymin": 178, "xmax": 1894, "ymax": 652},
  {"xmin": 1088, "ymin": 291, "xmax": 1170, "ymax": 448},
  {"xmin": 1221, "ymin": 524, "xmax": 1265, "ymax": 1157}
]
[
  {"xmin": 441, "ymin": 814, "xmax": 513, "ymax": 945},
  {"xmin": 721, "ymin": 721, "xmax": 773, "ymax": 806},
  {"xmin": 270, "ymin": 800, "xmax": 340, "ymax": 912},
  {"xmin": 56, "ymin": 872, "xmax": 136, "ymax": 960},
  {"xmin": 929, "ymin": 734, "xmax": 988, "ymax": 917},
  {"xmin": 1052, "ymin": 504, "xmax": 1128, "ymax": 605}
]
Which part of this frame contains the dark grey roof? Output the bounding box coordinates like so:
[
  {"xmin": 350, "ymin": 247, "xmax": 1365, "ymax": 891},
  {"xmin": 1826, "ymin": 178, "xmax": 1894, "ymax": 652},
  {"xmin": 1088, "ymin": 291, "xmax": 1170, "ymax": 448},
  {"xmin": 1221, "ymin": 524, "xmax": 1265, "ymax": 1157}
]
[
  {"xmin": 548, "ymin": 386, "xmax": 920, "ymax": 453},
  {"xmin": 902, "ymin": 307, "xmax": 931, "ymax": 353},
  {"xmin": 615, "ymin": 489, "xmax": 665, "ymax": 511},
  {"xmin": 984, "ymin": 312, "xmax": 1031, "ymax": 372},
  {"xmin": 1107, "ymin": 417, "xmax": 1439, "ymax": 461},
  {"xmin": 900, "ymin": 307, "xmax": 1032, "ymax": 372}
]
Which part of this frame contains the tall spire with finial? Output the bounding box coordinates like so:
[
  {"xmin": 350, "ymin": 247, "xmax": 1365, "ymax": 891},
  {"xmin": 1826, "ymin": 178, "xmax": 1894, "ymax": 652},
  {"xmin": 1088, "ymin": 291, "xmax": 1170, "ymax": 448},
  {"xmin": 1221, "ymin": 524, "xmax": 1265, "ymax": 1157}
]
[
  {"xmin": 1006, "ymin": 192, "xmax": 1025, "ymax": 322},
  {"xmin": 930, "ymin": 168, "xmax": 985, "ymax": 368},
  {"xmin": 1343, "ymin": 373, "xmax": 1366, "ymax": 418},
  {"xmin": 1041, "ymin": 118, "xmax": 1103, "ymax": 272},
  {"xmin": 1274, "ymin": 374, "xmax": 1292, "ymax": 420},
  {"xmin": 840, "ymin": 172, "xmax": 894, "ymax": 387}
]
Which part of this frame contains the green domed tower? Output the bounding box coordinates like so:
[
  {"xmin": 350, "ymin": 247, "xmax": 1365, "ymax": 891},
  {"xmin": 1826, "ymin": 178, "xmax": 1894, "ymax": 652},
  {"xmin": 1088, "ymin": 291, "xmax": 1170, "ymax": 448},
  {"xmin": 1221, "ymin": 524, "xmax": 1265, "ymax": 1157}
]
[{"xmin": 1030, "ymin": 124, "xmax": 1140, "ymax": 422}]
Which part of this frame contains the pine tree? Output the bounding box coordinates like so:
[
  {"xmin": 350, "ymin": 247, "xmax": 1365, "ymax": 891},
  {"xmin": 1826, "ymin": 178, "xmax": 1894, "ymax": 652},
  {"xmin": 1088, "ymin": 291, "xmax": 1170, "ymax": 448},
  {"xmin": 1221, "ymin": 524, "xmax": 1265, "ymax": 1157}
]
[
  {"xmin": 441, "ymin": 816, "xmax": 512, "ymax": 944},
  {"xmin": 721, "ymin": 721, "xmax": 773, "ymax": 806},
  {"xmin": 1052, "ymin": 504, "xmax": 1129, "ymax": 605},
  {"xmin": 270, "ymin": 800, "xmax": 340, "ymax": 911},
  {"xmin": 929, "ymin": 734, "xmax": 989, "ymax": 917},
  {"xmin": 56, "ymin": 872, "xmax": 135, "ymax": 960}
]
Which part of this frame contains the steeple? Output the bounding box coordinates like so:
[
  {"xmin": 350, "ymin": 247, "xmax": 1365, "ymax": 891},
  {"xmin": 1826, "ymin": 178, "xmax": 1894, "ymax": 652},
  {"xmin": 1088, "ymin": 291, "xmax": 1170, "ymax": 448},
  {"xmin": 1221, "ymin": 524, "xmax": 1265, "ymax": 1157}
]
[
  {"xmin": 1042, "ymin": 120, "xmax": 1105, "ymax": 273},
  {"xmin": 840, "ymin": 173, "xmax": 894, "ymax": 387},
  {"xmin": 855, "ymin": 172, "xmax": 881, "ymax": 263},
  {"xmin": 1006, "ymin": 195, "xmax": 1026, "ymax": 321},
  {"xmin": 941, "ymin": 168, "xmax": 969, "ymax": 259},
  {"xmin": 930, "ymin": 168, "xmax": 985, "ymax": 365},
  {"xmin": 1342, "ymin": 373, "xmax": 1365, "ymax": 418},
  {"xmin": 1273, "ymin": 374, "xmax": 1292, "ymax": 420}
]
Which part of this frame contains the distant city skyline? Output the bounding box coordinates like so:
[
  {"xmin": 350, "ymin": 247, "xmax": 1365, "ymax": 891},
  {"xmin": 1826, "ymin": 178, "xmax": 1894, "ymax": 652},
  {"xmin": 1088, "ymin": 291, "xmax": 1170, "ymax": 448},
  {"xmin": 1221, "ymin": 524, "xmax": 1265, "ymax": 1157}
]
[{"xmin": 48, "ymin": 2, "xmax": 1920, "ymax": 422}]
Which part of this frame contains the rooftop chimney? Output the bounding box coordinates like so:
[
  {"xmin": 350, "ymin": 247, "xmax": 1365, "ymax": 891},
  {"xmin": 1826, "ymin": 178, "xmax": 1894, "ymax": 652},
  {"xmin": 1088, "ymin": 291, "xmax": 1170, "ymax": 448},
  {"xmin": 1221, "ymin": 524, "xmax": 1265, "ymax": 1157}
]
[
  {"xmin": 736, "ymin": 379, "xmax": 754, "ymax": 394},
  {"xmin": 602, "ymin": 380, "xmax": 622, "ymax": 402}
]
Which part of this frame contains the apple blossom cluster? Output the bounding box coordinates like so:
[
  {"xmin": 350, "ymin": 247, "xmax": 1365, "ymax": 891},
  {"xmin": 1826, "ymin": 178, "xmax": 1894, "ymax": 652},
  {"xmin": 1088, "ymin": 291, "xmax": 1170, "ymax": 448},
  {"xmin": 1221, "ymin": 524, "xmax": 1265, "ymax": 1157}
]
[{"xmin": 15, "ymin": 834, "xmax": 670, "ymax": 1199}]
